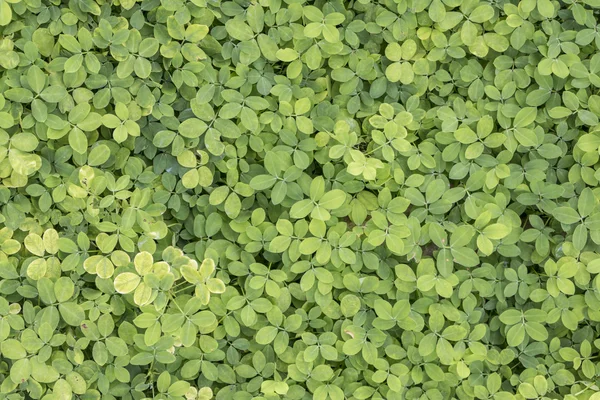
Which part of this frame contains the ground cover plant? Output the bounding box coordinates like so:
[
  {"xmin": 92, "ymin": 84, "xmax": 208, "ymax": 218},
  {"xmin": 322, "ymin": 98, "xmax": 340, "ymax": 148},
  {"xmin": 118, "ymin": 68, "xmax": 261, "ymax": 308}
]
[{"xmin": 2, "ymin": 0, "xmax": 600, "ymax": 399}]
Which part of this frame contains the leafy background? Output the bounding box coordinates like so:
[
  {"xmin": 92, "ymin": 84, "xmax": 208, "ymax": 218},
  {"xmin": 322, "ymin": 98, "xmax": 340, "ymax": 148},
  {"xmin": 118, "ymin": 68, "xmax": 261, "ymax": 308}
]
[{"xmin": 0, "ymin": 0, "xmax": 600, "ymax": 399}]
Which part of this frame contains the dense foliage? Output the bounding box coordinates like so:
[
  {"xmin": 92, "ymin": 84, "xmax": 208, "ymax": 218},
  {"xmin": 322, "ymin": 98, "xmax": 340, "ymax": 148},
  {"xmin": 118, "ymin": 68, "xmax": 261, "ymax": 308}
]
[{"xmin": 2, "ymin": 0, "xmax": 600, "ymax": 398}]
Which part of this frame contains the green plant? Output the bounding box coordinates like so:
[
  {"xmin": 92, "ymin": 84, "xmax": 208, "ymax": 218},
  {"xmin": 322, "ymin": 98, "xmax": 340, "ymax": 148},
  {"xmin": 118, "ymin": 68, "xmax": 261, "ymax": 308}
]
[{"xmin": 1, "ymin": 0, "xmax": 600, "ymax": 399}]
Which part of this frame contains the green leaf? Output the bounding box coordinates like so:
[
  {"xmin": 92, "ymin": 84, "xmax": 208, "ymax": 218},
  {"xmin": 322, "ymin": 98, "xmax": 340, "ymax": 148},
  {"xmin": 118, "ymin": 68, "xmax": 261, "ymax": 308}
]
[
  {"xmin": 250, "ymin": 175, "xmax": 276, "ymax": 190},
  {"xmin": 537, "ymin": 0, "xmax": 554, "ymax": 17},
  {"xmin": 226, "ymin": 20, "xmax": 255, "ymax": 41},
  {"xmin": 513, "ymin": 107, "xmax": 537, "ymax": 128},
  {"xmin": 552, "ymin": 207, "xmax": 580, "ymax": 224},
  {"xmin": 54, "ymin": 277, "xmax": 75, "ymax": 303},
  {"xmin": 114, "ymin": 272, "xmax": 141, "ymax": 294},
  {"xmin": 290, "ymin": 199, "xmax": 315, "ymax": 219},
  {"xmin": 276, "ymin": 49, "xmax": 299, "ymax": 62},
  {"xmin": 256, "ymin": 326, "xmax": 278, "ymax": 345},
  {"xmin": 525, "ymin": 322, "xmax": 548, "ymax": 341},
  {"xmin": 1, "ymin": 339, "xmax": 26, "ymax": 360},
  {"xmin": 69, "ymin": 128, "xmax": 88, "ymax": 154},
  {"xmin": 40, "ymin": 86, "xmax": 68, "ymax": 103},
  {"xmin": 469, "ymin": 4, "xmax": 495, "ymax": 23},
  {"xmin": 319, "ymin": 190, "xmax": 346, "ymax": 209},
  {"xmin": 482, "ymin": 224, "xmax": 511, "ymax": 240},
  {"xmin": 451, "ymin": 247, "xmax": 479, "ymax": 267},
  {"xmin": 499, "ymin": 309, "xmax": 522, "ymax": 325},
  {"xmin": 507, "ymin": 324, "xmax": 525, "ymax": 346},
  {"xmin": 88, "ymin": 145, "xmax": 111, "ymax": 166},
  {"xmin": 59, "ymin": 303, "xmax": 86, "ymax": 326},
  {"xmin": 0, "ymin": 0, "xmax": 12, "ymax": 26},
  {"xmin": 27, "ymin": 65, "xmax": 46, "ymax": 93}
]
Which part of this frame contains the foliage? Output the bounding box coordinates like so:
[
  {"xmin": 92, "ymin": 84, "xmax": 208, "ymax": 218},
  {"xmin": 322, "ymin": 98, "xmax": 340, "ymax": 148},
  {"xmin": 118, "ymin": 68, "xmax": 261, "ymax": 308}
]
[{"xmin": 1, "ymin": 0, "xmax": 600, "ymax": 398}]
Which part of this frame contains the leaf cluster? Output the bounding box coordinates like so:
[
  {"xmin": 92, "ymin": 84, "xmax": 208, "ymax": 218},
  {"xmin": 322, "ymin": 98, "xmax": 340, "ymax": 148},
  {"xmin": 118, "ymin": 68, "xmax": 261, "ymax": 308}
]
[{"xmin": 1, "ymin": 0, "xmax": 600, "ymax": 399}]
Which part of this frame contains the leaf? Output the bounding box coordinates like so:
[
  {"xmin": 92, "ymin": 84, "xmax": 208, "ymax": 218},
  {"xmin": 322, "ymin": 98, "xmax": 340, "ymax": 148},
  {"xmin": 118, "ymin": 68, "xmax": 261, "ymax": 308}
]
[
  {"xmin": 499, "ymin": 309, "xmax": 522, "ymax": 325},
  {"xmin": 469, "ymin": 4, "xmax": 495, "ymax": 23},
  {"xmin": 5, "ymin": 88, "xmax": 33, "ymax": 103},
  {"xmin": 514, "ymin": 128, "xmax": 538, "ymax": 147},
  {"xmin": 27, "ymin": 259, "xmax": 47, "ymax": 280},
  {"xmin": 276, "ymin": 48, "xmax": 299, "ymax": 62},
  {"xmin": 318, "ymin": 190, "xmax": 346, "ymax": 209},
  {"xmin": 25, "ymin": 233, "xmax": 45, "ymax": 256},
  {"xmin": 69, "ymin": 128, "xmax": 88, "ymax": 154},
  {"xmin": 482, "ymin": 224, "xmax": 511, "ymax": 240},
  {"xmin": 525, "ymin": 322, "xmax": 548, "ymax": 341},
  {"xmin": 429, "ymin": 0, "xmax": 446, "ymax": 22},
  {"xmin": 139, "ymin": 38, "xmax": 159, "ymax": 57},
  {"xmin": 106, "ymin": 337, "xmax": 128, "ymax": 356},
  {"xmin": 537, "ymin": 0, "xmax": 554, "ymax": 17},
  {"xmin": 96, "ymin": 257, "xmax": 114, "ymax": 279},
  {"xmin": 513, "ymin": 107, "xmax": 537, "ymax": 128},
  {"xmin": 450, "ymin": 225, "xmax": 475, "ymax": 247},
  {"xmin": 1, "ymin": 339, "xmax": 26, "ymax": 360},
  {"xmin": 290, "ymin": 199, "xmax": 315, "ymax": 219},
  {"xmin": 179, "ymin": 118, "xmax": 205, "ymax": 138},
  {"xmin": 40, "ymin": 86, "xmax": 68, "ymax": 102},
  {"xmin": 114, "ymin": 273, "xmax": 141, "ymax": 294},
  {"xmin": 59, "ymin": 303, "xmax": 85, "ymax": 326},
  {"xmin": 250, "ymin": 175, "xmax": 276, "ymax": 190},
  {"xmin": 451, "ymin": 247, "xmax": 479, "ymax": 267},
  {"xmin": 519, "ymin": 383, "xmax": 538, "ymax": 399},
  {"xmin": 54, "ymin": 277, "xmax": 75, "ymax": 303},
  {"xmin": 27, "ymin": 65, "xmax": 46, "ymax": 93},
  {"xmin": 0, "ymin": 0, "xmax": 12, "ymax": 26},
  {"xmin": 191, "ymin": 311, "xmax": 217, "ymax": 327},
  {"xmin": 578, "ymin": 188, "xmax": 596, "ymax": 217},
  {"xmin": 256, "ymin": 326, "xmax": 278, "ymax": 344},
  {"xmin": 507, "ymin": 324, "xmax": 525, "ymax": 346},
  {"xmin": 88, "ymin": 145, "xmax": 111, "ymax": 166},
  {"xmin": 226, "ymin": 20, "xmax": 255, "ymax": 41},
  {"xmin": 10, "ymin": 358, "xmax": 31, "ymax": 383},
  {"xmin": 552, "ymin": 207, "xmax": 580, "ymax": 224}
]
